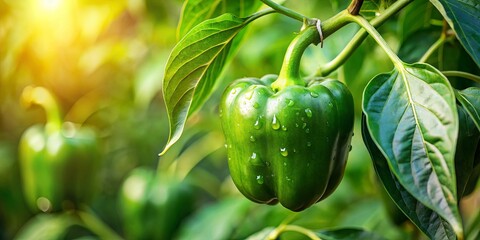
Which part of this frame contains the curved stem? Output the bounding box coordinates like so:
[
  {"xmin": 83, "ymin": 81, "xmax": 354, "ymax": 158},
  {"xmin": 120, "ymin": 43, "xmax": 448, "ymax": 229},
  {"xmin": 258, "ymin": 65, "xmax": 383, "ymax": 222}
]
[
  {"xmin": 346, "ymin": 14, "xmax": 403, "ymax": 69},
  {"xmin": 271, "ymin": 10, "xmax": 350, "ymax": 90},
  {"xmin": 77, "ymin": 210, "xmax": 123, "ymax": 240},
  {"xmin": 267, "ymin": 224, "xmax": 321, "ymax": 240},
  {"xmin": 272, "ymin": 27, "xmax": 318, "ymax": 89},
  {"xmin": 348, "ymin": 0, "xmax": 364, "ymax": 15},
  {"xmin": 260, "ymin": 0, "xmax": 308, "ymax": 22},
  {"xmin": 22, "ymin": 86, "xmax": 63, "ymax": 134},
  {"xmin": 315, "ymin": 0, "xmax": 413, "ymax": 77},
  {"xmin": 442, "ymin": 71, "xmax": 480, "ymax": 84},
  {"xmin": 419, "ymin": 34, "xmax": 445, "ymax": 63}
]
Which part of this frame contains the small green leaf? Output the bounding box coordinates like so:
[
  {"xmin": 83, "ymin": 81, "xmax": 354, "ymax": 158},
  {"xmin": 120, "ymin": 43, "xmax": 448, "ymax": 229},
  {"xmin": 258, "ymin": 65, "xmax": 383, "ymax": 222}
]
[
  {"xmin": 177, "ymin": 0, "xmax": 262, "ymax": 39},
  {"xmin": 362, "ymin": 62, "xmax": 463, "ymax": 237},
  {"xmin": 161, "ymin": 13, "xmax": 262, "ymax": 154},
  {"xmin": 430, "ymin": 0, "xmax": 480, "ymax": 68},
  {"xmin": 362, "ymin": 115, "xmax": 456, "ymax": 240},
  {"xmin": 316, "ymin": 227, "xmax": 386, "ymax": 240},
  {"xmin": 456, "ymin": 87, "xmax": 480, "ymax": 131},
  {"xmin": 14, "ymin": 214, "xmax": 77, "ymax": 239}
]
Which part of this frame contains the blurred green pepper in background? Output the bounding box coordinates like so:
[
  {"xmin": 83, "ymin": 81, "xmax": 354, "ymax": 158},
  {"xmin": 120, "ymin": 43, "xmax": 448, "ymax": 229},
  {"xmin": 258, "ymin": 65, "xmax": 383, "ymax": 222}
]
[
  {"xmin": 19, "ymin": 86, "xmax": 101, "ymax": 213},
  {"xmin": 120, "ymin": 167, "xmax": 196, "ymax": 240}
]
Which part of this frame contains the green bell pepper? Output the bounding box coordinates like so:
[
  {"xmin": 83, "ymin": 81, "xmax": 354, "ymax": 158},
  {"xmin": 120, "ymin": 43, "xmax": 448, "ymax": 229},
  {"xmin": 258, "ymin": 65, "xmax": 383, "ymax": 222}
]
[
  {"xmin": 220, "ymin": 27, "xmax": 354, "ymax": 211},
  {"xmin": 19, "ymin": 86, "xmax": 100, "ymax": 212},
  {"xmin": 120, "ymin": 168, "xmax": 195, "ymax": 240}
]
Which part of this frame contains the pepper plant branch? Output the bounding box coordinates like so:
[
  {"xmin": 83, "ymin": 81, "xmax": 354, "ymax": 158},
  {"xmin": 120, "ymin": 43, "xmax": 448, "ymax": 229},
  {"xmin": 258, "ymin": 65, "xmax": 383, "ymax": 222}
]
[
  {"xmin": 260, "ymin": 0, "xmax": 309, "ymax": 22},
  {"xmin": 419, "ymin": 34, "xmax": 446, "ymax": 63},
  {"xmin": 348, "ymin": 0, "xmax": 364, "ymax": 15},
  {"xmin": 346, "ymin": 15, "xmax": 403, "ymax": 69},
  {"xmin": 267, "ymin": 224, "xmax": 320, "ymax": 240},
  {"xmin": 22, "ymin": 86, "xmax": 63, "ymax": 134},
  {"xmin": 272, "ymin": 10, "xmax": 351, "ymax": 89},
  {"xmin": 442, "ymin": 71, "xmax": 480, "ymax": 84},
  {"xmin": 315, "ymin": 0, "xmax": 413, "ymax": 77}
]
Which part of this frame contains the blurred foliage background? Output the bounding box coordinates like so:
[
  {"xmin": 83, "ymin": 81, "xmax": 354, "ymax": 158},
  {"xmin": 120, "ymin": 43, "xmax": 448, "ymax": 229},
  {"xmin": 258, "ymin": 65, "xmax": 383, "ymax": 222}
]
[{"xmin": 0, "ymin": 0, "xmax": 478, "ymax": 239}]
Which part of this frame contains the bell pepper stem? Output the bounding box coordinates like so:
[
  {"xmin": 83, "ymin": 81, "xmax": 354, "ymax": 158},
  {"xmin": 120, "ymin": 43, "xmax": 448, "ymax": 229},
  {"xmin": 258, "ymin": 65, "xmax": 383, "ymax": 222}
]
[
  {"xmin": 272, "ymin": 11, "xmax": 350, "ymax": 91},
  {"xmin": 22, "ymin": 86, "xmax": 63, "ymax": 133}
]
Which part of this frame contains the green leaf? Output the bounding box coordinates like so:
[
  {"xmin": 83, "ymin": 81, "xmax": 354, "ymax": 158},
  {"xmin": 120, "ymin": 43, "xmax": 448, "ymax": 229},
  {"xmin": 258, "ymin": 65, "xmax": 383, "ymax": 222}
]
[
  {"xmin": 362, "ymin": 115, "xmax": 456, "ymax": 240},
  {"xmin": 430, "ymin": 0, "xmax": 480, "ymax": 68},
  {"xmin": 456, "ymin": 87, "xmax": 480, "ymax": 131},
  {"xmin": 316, "ymin": 228, "xmax": 386, "ymax": 240},
  {"xmin": 161, "ymin": 13, "xmax": 263, "ymax": 154},
  {"xmin": 176, "ymin": 197, "xmax": 253, "ymax": 240},
  {"xmin": 362, "ymin": 62, "xmax": 463, "ymax": 237},
  {"xmin": 177, "ymin": 0, "xmax": 262, "ymax": 39},
  {"xmin": 245, "ymin": 227, "xmax": 275, "ymax": 240},
  {"xmin": 14, "ymin": 214, "xmax": 77, "ymax": 239}
]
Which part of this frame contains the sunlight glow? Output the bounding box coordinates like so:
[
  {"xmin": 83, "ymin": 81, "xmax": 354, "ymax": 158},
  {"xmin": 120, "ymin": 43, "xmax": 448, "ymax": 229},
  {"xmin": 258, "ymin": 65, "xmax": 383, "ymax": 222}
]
[{"xmin": 39, "ymin": 0, "xmax": 61, "ymax": 12}]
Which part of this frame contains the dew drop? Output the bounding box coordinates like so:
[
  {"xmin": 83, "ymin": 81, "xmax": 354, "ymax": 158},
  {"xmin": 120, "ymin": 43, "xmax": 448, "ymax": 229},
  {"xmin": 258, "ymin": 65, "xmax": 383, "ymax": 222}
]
[
  {"xmin": 249, "ymin": 152, "xmax": 264, "ymax": 166},
  {"xmin": 231, "ymin": 89, "xmax": 237, "ymax": 94},
  {"xmin": 249, "ymin": 136, "xmax": 256, "ymax": 142},
  {"xmin": 253, "ymin": 102, "xmax": 260, "ymax": 109},
  {"xmin": 349, "ymin": 145, "xmax": 353, "ymax": 152},
  {"xmin": 305, "ymin": 128, "xmax": 310, "ymax": 133},
  {"xmin": 254, "ymin": 117, "xmax": 262, "ymax": 129},
  {"xmin": 296, "ymin": 112, "xmax": 300, "ymax": 116},
  {"xmin": 328, "ymin": 102, "xmax": 333, "ymax": 108},
  {"xmin": 307, "ymin": 142, "xmax": 312, "ymax": 147},
  {"xmin": 283, "ymin": 162, "xmax": 287, "ymax": 166},
  {"xmin": 310, "ymin": 92, "xmax": 319, "ymax": 98},
  {"xmin": 287, "ymin": 99, "xmax": 295, "ymax": 107},
  {"xmin": 281, "ymin": 125, "xmax": 287, "ymax": 131},
  {"xmin": 265, "ymin": 161, "xmax": 271, "ymax": 167},
  {"xmin": 280, "ymin": 148, "xmax": 288, "ymax": 157},
  {"xmin": 272, "ymin": 115, "xmax": 280, "ymax": 130},
  {"xmin": 305, "ymin": 108, "xmax": 312, "ymax": 118},
  {"xmin": 224, "ymin": 144, "xmax": 228, "ymax": 149},
  {"xmin": 302, "ymin": 123, "xmax": 307, "ymax": 129},
  {"xmin": 295, "ymin": 123, "xmax": 299, "ymax": 128},
  {"xmin": 256, "ymin": 175, "xmax": 264, "ymax": 184}
]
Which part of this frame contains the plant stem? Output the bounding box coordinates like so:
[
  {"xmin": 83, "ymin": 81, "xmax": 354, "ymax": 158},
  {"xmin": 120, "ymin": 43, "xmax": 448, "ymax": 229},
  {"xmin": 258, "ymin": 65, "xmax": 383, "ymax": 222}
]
[
  {"xmin": 271, "ymin": 10, "xmax": 350, "ymax": 90},
  {"xmin": 442, "ymin": 71, "xmax": 480, "ymax": 84},
  {"xmin": 348, "ymin": 0, "xmax": 364, "ymax": 15},
  {"xmin": 315, "ymin": 0, "xmax": 413, "ymax": 77},
  {"xmin": 419, "ymin": 34, "xmax": 445, "ymax": 63},
  {"xmin": 77, "ymin": 210, "xmax": 123, "ymax": 240},
  {"xmin": 267, "ymin": 224, "xmax": 321, "ymax": 240},
  {"xmin": 22, "ymin": 86, "xmax": 63, "ymax": 134},
  {"xmin": 260, "ymin": 0, "xmax": 308, "ymax": 22},
  {"xmin": 346, "ymin": 14, "xmax": 404, "ymax": 69}
]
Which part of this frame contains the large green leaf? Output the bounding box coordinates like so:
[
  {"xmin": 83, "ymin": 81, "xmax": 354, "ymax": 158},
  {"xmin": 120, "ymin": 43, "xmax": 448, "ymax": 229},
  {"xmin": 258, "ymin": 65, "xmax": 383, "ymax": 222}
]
[
  {"xmin": 161, "ymin": 13, "xmax": 264, "ymax": 154},
  {"xmin": 456, "ymin": 87, "xmax": 480, "ymax": 131},
  {"xmin": 176, "ymin": 197, "xmax": 253, "ymax": 240},
  {"xmin": 430, "ymin": 0, "xmax": 480, "ymax": 68},
  {"xmin": 362, "ymin": 115, "xmax": 456, "ymax": 240},
  {"xmin": 177, "ymin": 0, "xmax": 262, "ymax": 38},
  {"xmin": 362, "ymin": 62, "xmax": 462, "ymax": 237}
]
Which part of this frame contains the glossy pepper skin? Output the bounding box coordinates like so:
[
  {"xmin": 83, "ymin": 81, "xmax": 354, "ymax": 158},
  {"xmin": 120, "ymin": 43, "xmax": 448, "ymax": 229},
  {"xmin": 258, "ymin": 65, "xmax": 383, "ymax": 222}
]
[
  {"xmin": 220, "ymin": 74, "xmax": 354, "ymax": 211},
  {"xmin": 455, "ymin": 103, "xmax": 480, "ymax": 198},
  {"xmin": 120, "ymin": 168, "xmax": 195, "ymax": 240},
  {"xmin": 19, "ymin": 86, "xmax": 100, "ymax": 212}
]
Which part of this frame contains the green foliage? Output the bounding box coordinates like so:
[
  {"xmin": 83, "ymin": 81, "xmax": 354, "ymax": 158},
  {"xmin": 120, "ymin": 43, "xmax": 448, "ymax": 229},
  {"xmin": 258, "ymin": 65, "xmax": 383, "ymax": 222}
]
[
  {"xmin": 363, "ymin": 62, "xmax": 462, "ymax": 236},
  {"xmin": 430, "ymin": 0, "xmax": 480, "ymax": 67},
  {"xmin": 1, "ymin": 0, "xmax": 480, "ymax": 239}
]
